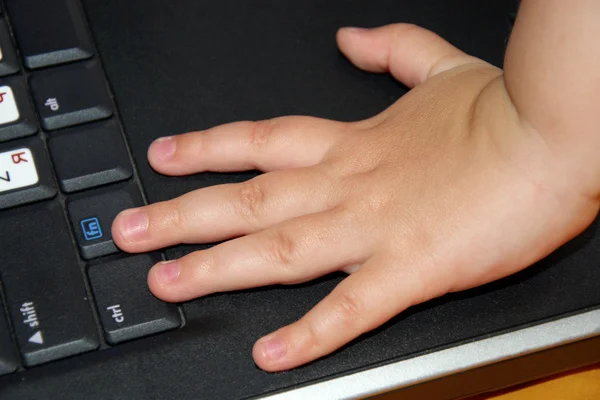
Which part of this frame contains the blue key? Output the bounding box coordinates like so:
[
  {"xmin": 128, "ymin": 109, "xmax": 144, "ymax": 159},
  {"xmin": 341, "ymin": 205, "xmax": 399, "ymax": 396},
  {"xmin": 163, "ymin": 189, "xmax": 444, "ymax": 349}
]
[
  {"xmin": 67, "ymin": 185, "xmax": 144, "ymax": 260},
  {"xmin": 80, "ymin": 217, "xmax": 103, "ymax": 241}
]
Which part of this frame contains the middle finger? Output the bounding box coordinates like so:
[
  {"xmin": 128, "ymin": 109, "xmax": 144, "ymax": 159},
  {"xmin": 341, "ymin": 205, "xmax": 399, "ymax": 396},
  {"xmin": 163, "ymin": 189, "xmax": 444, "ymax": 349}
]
[{"xmin": 112, "ymin": 165, "xmax": 342, "ymax": 253}]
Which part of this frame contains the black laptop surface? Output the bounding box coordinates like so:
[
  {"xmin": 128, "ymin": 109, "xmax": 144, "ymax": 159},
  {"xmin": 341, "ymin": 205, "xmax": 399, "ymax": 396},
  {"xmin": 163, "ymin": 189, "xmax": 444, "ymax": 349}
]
[{"xmin": 1, "ymin": 1, "xmax": 599, "ymax": 399}]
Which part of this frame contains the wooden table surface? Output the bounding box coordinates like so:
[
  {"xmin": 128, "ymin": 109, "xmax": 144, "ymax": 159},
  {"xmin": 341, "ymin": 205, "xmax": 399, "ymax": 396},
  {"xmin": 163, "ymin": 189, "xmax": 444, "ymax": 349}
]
[
  {"xmin": 379, "ymin": 363, "xmax": 600, "ymax": 399},
  {"xmin": 477, "ymin": 364, "xmax": 600, "ymax": 400}
]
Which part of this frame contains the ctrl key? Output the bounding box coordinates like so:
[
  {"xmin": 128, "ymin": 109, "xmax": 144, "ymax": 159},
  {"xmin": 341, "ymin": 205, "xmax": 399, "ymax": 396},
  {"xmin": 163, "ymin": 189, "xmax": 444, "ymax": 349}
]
[{"xmin": 88, "ymin": 254, "xmax": 181, "ymax": 345}]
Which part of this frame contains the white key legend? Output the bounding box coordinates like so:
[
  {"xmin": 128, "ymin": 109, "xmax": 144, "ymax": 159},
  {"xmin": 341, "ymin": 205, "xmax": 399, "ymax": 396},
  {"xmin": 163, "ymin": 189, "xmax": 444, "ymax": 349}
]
[
  {"xmin": 107, "ymin": 305, "xmax": 125, "ymax": 323},
  {"xmin": 0, "ymin": 86, "xmax": 20, "ymax": 125},
  {"xmin": 0, "ymin": 148, "xmax": 39, "ymax": 193},
  {"xmin": 28, "ymin": 331, "xmax": 44, "ymax": 345}
]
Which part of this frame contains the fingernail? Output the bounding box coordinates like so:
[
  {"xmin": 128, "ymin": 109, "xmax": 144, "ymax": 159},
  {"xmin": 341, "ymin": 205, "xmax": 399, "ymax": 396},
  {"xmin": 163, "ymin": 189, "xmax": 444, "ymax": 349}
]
[
  {"xmin": 151, "ymin": 136, "xmax": 176, "ymax": 161},
  {"xmin": 341, "ymin": 27, "xmax": 367, "ymax": 34},
  {"xmin": 154, "ymin": 260, "xmax": 180, "ymax": 284},
  {"xmin": 118, "ymin": 210, "xmax": 148, "ymax": 242},
  {"xmin": 258, "ymin": 336, "xmax": 287, "ymax": 362}
]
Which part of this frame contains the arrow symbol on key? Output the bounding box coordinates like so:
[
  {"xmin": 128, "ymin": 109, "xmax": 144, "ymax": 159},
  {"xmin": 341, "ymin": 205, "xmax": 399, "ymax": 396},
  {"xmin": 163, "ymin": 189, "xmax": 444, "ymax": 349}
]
[
  {"xmin": 28, "ymin": 331, "xmax": 43, "ymax": 344},
  {"xmin": 0, "ymin": 171, "xmax": 9, "ymax": 182}
]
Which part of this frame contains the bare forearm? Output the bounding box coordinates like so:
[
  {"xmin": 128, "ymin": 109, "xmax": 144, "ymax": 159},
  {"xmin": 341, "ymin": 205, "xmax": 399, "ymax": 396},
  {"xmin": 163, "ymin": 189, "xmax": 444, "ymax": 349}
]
[{"xmin": 504, "ymin": 0, "xmax": 600, "ymax": 198}]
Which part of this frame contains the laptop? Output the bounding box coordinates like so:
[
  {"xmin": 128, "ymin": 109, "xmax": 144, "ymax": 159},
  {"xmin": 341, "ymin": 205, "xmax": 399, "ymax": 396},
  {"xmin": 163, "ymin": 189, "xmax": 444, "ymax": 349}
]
[{"xmin": 0, "ymin": 0, "xmax": 599, "ymax": 399}]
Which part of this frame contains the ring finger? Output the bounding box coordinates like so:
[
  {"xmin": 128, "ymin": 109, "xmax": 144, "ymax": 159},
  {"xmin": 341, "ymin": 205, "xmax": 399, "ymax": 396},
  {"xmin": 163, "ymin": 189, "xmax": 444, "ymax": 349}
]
[{"xmin": 147, "ymin": 207, "xmax": 373, "ymax": 302}]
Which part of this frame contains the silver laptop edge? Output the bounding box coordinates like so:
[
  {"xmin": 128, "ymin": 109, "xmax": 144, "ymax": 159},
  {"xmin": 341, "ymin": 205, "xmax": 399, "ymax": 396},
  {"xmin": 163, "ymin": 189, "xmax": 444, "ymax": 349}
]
[{"xmin": 262, "ymin": 308, "xmax": 600, "ymax": 400}]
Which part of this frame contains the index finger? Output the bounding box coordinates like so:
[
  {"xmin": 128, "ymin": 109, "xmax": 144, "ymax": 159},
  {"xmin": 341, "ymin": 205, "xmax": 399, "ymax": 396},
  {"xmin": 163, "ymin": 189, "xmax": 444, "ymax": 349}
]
[{"xmin": 147, "ymin": 116, "xmax": 347, "ymax": 176}]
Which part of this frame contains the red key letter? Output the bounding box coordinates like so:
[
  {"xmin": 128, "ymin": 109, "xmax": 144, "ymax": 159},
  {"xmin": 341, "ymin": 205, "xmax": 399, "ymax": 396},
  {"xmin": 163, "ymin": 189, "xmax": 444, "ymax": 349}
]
[{"xmin": 11, "ymin": 152, "xmax": 28, "ymax": 164}]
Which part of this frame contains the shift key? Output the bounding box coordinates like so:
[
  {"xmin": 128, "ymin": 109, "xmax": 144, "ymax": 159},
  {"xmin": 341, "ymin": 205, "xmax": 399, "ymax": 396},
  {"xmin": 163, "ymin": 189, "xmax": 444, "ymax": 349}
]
[
  {"xmin": 0, "ymin": 293, "xmax": 18, "ymax": 375},
  {"xmin": 0, "ymin": 202, "xmax": 99, "ymax": 366}
]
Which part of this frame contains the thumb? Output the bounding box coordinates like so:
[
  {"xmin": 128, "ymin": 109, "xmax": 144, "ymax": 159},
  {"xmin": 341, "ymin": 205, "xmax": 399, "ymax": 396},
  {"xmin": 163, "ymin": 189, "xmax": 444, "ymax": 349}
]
[{"xmin": 336, "ymin": 23, "xmax": 483, "ymax": 88}]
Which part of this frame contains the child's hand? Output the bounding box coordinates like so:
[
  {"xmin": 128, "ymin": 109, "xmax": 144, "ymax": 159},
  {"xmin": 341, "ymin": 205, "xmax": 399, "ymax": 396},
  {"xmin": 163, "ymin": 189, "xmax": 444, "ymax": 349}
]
[{"xmin": 112, "ymin": 24, "xmax": 599, "ymax": 371}]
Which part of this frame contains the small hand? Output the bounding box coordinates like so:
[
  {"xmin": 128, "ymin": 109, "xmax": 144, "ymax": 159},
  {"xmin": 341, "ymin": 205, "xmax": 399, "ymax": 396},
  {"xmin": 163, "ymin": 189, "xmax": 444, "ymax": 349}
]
[{"xmin": 112, "ymin": 24, "xmax": 598, "ymax": 371}]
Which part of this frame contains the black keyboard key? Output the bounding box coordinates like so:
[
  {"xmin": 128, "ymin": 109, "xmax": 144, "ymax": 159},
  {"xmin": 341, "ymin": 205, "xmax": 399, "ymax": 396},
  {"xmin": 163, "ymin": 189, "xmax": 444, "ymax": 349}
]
[
  {"xmin": 0, "ymin": 77, "xmax": 38, "ymax": 142},
  {"xmin": 88, "ymin": 254, "xmax": 181, "ymax": 344},
  {"xmin": 0, "ymin": 294, "xmax": 18, "ymax": 375},
  {"xmin": 67, "ymin": 184, "xmax": 144, "ymax": 260},
  {"xmin": 0, "ymin": 137, "xmax": 56, "ymax": 210},
  {"xmin": 0, "ymin": 202, "xmax": 99, "ymax": 366},
  {"xmin": 0, "ymin": 20, "xmax": 19, "ymax": 77},
  {"xmin": 49, "ymin": 120, "xmax": 133, "ymax": 193},
  {"xmin": 30, "ymin": 61, "xmax": 113, "ymax": 131},
  {"xmin": 6, "ymin": 0, "xmax": 93, "ymax": 69}
]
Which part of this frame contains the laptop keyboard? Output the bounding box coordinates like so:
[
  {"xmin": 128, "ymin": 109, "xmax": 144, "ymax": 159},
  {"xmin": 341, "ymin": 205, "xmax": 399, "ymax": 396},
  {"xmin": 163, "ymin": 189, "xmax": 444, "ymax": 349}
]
[{"xmin": 0, "ymin": 0, "xmax": 182, "ymax": 374}]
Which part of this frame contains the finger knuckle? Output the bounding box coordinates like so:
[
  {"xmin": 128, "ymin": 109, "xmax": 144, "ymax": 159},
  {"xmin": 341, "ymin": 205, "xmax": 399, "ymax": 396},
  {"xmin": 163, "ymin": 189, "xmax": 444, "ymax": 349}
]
[
  {"xmin": 333, "ymin": 290, "xmax": 367, "ymax": 329},
  {"xmin": 264, "ymin": 230, "xmax": 298, "ymax": 273},
  {"xmin": 171, "ymin": 204, "xmax": 185, "ymax": 234},
  {"xmin": 394, "ymin": 23, "xmax": 427, "ymax": 43},
  {"xmin": 363, "ymin": 192, "xmax": 393, "ymax": 215},
  {"xmin": 179, "ymin": 251, "xmax": 217, "ymax": 295},
  {"xmin": 184, "ymin": 131, "xmax": 204, "ymax": 156},
  {"xmin": 298, "ymin": 318, "xmax": 323, "ymax": 352},
  {"xmin": 326, "ymin": 138, "xmax": 383, "ymax": 177},
  {"xmin": 350, "ymin": 187, "xmax": 393, "ymax": 217},
  {"xmin": 399, "ymin": 22, "xmax": 419, "ymax": 32},
  {"xmin": 234, "ymin": 180, "xmax": 267, "ymax": 224},
  {"xmin": 248, "ymin": 119, "xmax": 277, "ymax": 150},
  {"xmin": 189, "ymin": 251, "xmax": 216, "ymax": 276},
  {"xmin": 153, "ymin": 199, "xmax": 186, "ymax": 235}
]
